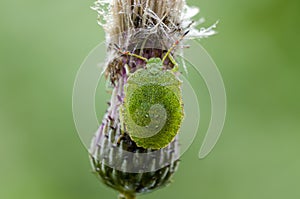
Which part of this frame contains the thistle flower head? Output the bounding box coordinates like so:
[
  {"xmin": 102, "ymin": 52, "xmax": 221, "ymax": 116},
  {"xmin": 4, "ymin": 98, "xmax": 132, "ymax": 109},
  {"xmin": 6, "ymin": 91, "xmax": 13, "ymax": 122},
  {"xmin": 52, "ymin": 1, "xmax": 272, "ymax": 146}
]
[
  {"xmin": 91, "ymin": 0, "xmax": 217, "ymax": 40},
  {"xmin": 92, "ymin": 0, "xmax": 217, "ymax": 85},
  {"xmin": 89, "ymin": 1, "xmax": 217, "ymax": 198}
]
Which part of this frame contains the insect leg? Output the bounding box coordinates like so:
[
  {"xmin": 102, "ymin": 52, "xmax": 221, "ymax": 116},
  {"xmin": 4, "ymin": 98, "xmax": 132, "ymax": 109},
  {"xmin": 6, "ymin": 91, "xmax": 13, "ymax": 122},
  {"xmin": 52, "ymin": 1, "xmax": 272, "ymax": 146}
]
[{"xmin": 168, "ymin": 54, "xmax": 179, "ymax": 72}]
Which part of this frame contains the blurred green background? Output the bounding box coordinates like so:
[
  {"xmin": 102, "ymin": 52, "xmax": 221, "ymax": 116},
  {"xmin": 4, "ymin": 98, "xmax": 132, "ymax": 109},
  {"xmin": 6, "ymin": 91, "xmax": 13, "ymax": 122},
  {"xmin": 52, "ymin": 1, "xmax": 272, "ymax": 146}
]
[{"xmin": 1, "ymin": 0, "xmax": 299, "ymax": 198}]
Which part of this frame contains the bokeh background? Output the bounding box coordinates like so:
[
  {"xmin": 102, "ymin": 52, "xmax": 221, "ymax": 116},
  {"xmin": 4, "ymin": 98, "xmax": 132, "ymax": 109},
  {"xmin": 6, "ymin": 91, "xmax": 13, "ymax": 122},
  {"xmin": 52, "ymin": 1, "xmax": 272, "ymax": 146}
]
[{"xmin": 1, "ymin": 0, "xmax": 299, "ymax": 199}]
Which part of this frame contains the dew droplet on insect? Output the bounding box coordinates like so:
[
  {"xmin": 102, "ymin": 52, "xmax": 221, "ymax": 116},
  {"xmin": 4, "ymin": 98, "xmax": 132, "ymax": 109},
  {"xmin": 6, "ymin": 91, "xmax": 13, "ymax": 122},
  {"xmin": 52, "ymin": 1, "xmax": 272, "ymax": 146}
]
[{"xmin": 149, "ymin": 67, "xmax": 159, "ymax": 75}]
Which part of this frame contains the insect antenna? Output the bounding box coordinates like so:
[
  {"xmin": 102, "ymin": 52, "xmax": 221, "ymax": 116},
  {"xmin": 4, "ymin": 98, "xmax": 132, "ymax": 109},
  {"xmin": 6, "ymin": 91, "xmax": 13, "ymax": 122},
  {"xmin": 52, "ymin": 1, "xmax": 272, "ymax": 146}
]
[
  {"xmin": 162, "ymin": 30, "xmax": 190, "ymax": 64},
  {"xmin": 114, "ymin": 44, "xmax": 148, "ymax": 62}
]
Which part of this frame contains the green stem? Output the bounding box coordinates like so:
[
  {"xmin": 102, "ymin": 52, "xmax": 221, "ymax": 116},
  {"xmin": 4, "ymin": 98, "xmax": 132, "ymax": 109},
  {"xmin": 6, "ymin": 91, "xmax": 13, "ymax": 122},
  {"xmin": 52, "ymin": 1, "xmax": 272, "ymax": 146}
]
[{"xmin": 118, "ymin": 192, "xmax": 136, "ymax": 199}]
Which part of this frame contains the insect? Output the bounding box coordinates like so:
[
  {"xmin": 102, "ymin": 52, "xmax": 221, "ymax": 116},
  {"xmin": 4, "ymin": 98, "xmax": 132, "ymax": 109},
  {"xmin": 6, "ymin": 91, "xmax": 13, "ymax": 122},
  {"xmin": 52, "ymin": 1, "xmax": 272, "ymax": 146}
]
[{"xmin": 118, "ymin": 32, "xmax": 188, "ymax": 149}]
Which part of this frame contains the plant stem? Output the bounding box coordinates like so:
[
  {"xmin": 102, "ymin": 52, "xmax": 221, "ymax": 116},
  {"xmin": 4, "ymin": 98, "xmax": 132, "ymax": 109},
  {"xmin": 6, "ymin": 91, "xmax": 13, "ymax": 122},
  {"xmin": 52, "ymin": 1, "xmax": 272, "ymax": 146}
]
[{"xmin": 118, "ymin": 192, "xmax": 136, "ymax": 199}]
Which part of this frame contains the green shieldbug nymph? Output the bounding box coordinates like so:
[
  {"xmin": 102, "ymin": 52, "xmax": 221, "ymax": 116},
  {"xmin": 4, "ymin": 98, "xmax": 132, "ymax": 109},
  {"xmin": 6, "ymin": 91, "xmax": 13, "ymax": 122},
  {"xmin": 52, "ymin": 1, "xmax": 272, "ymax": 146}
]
[{"xmin": 120, "ymin": 56, "xmax": 184, "ymax": 150}]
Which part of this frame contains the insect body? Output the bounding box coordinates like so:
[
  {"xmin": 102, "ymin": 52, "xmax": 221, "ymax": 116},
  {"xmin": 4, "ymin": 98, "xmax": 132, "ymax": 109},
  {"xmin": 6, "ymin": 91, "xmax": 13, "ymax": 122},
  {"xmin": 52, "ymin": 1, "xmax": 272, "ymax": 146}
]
[{"xmin": 120, "ymin": 58, "xmax": 184, "ymax": 149}]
